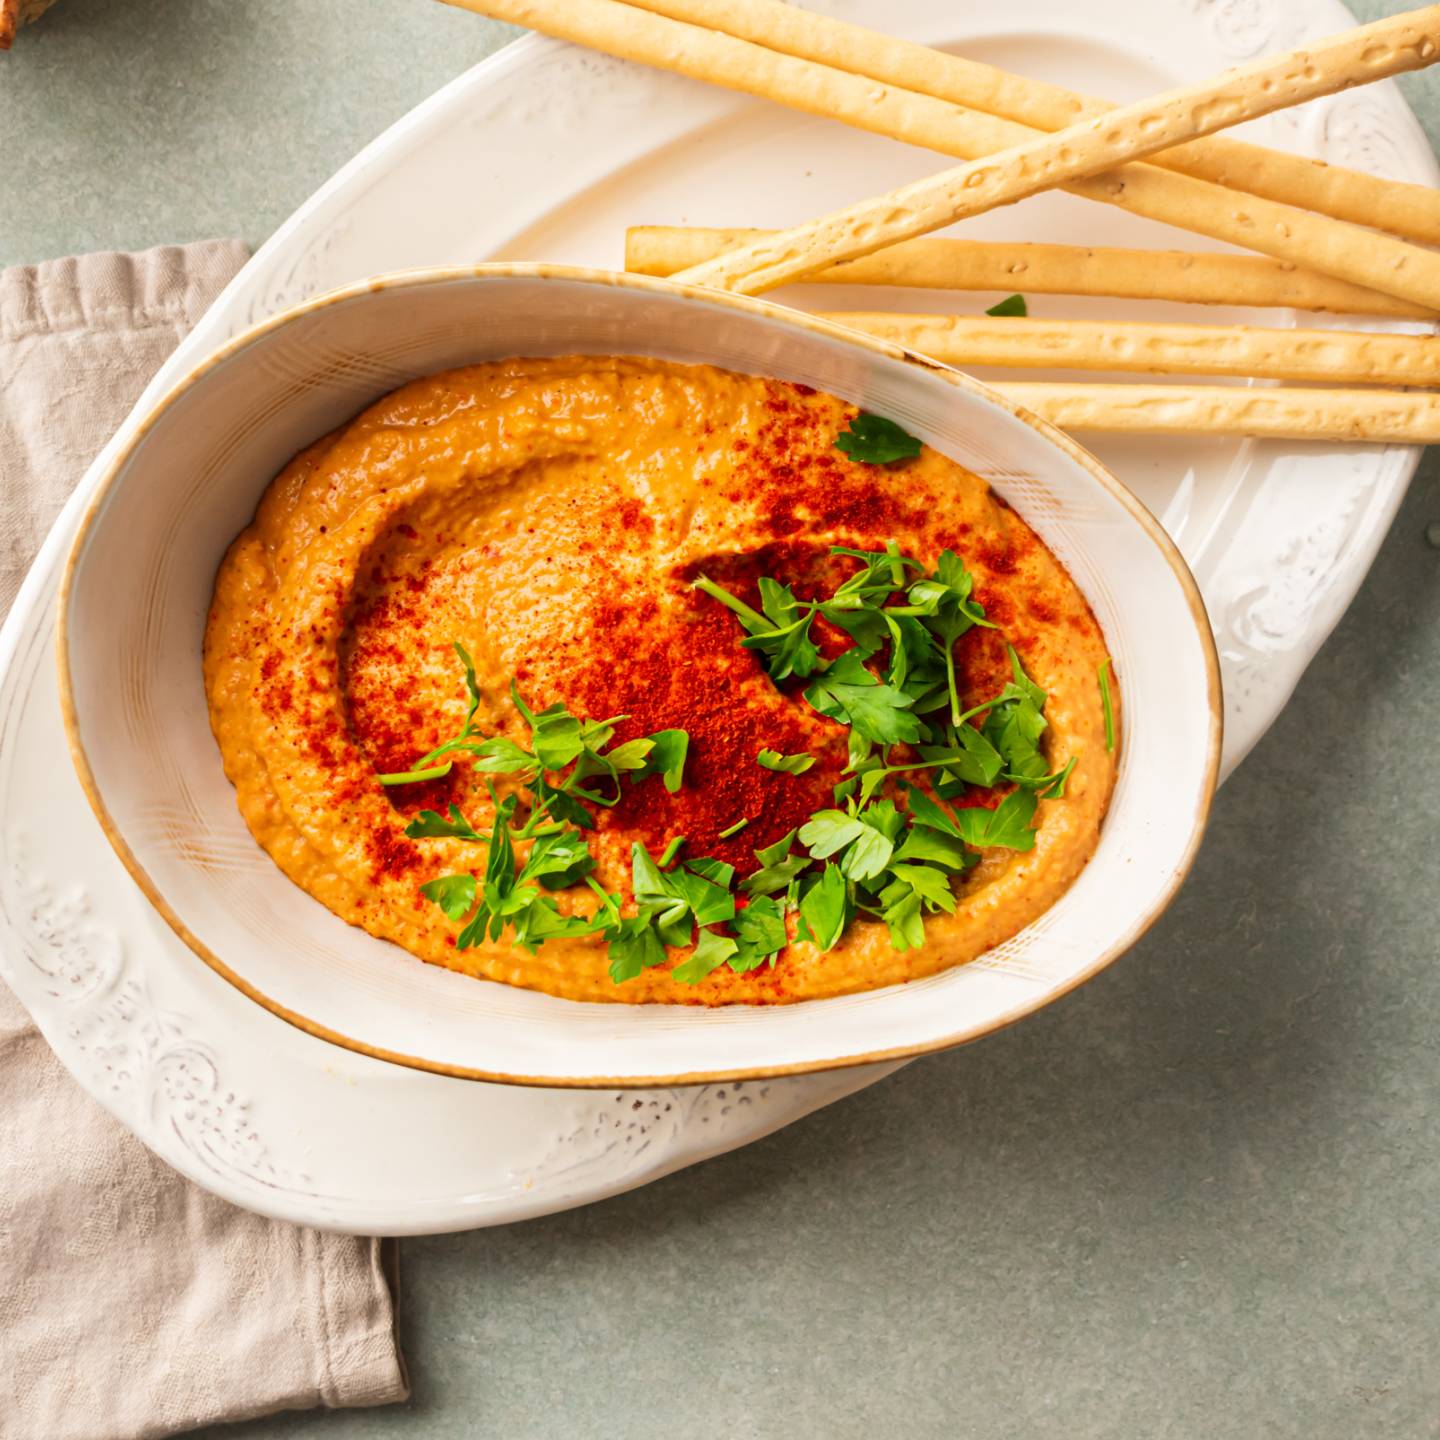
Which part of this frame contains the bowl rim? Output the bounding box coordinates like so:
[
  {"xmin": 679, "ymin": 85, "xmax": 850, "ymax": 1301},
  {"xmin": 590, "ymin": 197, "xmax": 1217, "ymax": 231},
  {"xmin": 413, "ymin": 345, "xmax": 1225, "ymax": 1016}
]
[{"xmin": 57, "ymin": 260, "xmax": 1223, "ymax": 1088}]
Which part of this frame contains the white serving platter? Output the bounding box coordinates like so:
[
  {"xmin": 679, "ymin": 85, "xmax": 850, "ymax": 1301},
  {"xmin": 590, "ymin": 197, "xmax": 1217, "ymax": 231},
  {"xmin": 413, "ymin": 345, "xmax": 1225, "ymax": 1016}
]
[{"xmin": 1, "ymin": 0, "xmax": 1432, "ymax": 1232}]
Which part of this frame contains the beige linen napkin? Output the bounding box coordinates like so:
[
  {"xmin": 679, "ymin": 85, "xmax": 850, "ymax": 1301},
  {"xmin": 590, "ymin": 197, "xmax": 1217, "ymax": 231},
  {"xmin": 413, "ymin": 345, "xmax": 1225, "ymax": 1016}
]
[{"xmin": 0, "ymin": 242, "xmax": 408, "ymax": 1439}]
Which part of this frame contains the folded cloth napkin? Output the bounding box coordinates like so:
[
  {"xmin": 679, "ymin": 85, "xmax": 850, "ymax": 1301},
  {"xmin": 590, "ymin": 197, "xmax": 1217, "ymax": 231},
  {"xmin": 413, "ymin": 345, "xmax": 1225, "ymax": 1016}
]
[{"xmin": 0, "ymin": 242, "xmax": 408, "ymax": 1439}]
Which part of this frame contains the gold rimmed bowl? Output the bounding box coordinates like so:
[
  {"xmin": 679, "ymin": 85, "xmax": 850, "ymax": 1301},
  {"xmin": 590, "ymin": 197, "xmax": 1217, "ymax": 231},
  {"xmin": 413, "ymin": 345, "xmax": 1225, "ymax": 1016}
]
[{"xmin": 59, "ymin": 264, "xmax": 1221, "ymax": 1086}]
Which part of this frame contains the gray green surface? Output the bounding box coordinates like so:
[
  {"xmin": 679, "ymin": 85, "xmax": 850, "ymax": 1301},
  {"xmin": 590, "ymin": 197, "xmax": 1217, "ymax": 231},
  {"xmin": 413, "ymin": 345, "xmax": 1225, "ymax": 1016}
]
[{"xmin": 5, "ymin": 1, "xmax": 1440, "ymax": 1436}]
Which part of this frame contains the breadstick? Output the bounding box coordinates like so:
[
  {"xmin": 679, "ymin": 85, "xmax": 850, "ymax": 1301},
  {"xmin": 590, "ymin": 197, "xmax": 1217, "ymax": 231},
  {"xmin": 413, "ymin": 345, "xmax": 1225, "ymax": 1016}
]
[
  {"xmin": 627, "ymin": 227, "xmax": 1436, "ymax": 318},
  {"xmin": 442, "ymin": 0, "xmax": 1440, "ymax": 308},
  {"xmin": 628, "ymin": 0, "xmax": 1440, "ymax": 245},
  {"xmin": 674, "ymin": 9, "xmax": 1440, "ymax": 296},
  {"xmin": 997, "ymin": 383, "xmax": 1440, "ymax": 442},
  {"xmin": 822, "ymin": 313, "xmax": 1440, "ymax": 385}
]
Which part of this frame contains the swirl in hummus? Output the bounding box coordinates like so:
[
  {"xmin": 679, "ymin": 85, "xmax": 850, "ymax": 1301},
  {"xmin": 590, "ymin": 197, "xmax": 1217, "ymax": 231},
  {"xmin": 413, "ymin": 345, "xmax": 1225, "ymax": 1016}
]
[{"xmin": 204, "ymin": 356, "xmax": 1118, "ymax": 1004}]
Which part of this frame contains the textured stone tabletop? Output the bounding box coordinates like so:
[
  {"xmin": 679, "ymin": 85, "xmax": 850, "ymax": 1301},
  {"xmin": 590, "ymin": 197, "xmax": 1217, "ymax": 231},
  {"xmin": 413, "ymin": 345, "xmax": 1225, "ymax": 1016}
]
[{"xmin": 4, "ymin": 2, "xmax": 1440, "ymax": 1436}]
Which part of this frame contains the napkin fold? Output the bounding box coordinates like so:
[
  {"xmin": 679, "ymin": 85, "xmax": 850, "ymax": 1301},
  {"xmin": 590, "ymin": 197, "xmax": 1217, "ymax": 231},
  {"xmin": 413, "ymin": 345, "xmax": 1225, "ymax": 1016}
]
[{"xmin": 0, "ymin": 241, "xmax": 408, "ymax": 1440}]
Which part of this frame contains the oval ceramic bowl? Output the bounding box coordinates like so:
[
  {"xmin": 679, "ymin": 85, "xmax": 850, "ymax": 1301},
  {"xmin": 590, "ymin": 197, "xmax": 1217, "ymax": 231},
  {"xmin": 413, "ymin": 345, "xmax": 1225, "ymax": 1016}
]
[{"xmin": 59, "ymin": 263, "xmax": 1221, "ymax": 1087}]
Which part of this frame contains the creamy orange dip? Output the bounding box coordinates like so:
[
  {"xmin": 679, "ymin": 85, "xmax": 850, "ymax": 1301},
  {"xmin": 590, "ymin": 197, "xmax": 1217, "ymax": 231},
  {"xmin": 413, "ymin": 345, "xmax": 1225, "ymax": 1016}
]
[{"xmin": 204, "ymin": 356, "xmax": 1117, "ymax": 1004}]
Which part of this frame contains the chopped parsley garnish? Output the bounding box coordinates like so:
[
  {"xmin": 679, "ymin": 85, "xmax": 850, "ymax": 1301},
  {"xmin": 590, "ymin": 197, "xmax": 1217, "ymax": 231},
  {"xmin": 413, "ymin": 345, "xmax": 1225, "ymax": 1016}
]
[
  {"xmin": 680, "ymin": 543, "xmax": 1090, "ymax": 970},
  {"xmin": 985, "ymin": 293, "xmax": 1028, "ymax": 317},
  {"xmin": 834, "ymin": 412, "xmax": 922, "ymax": 466},
  {"xmin": 401, "ymin": 529, "xmax": 1098, "ymax": 988}
]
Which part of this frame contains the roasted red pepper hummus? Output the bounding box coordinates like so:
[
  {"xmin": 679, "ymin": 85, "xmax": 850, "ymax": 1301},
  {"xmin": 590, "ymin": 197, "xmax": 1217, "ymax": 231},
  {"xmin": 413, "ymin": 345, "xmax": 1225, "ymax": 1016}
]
[{"xmin": 204, "ymin": 356, "xmax": 1117, "ymax": 1004}]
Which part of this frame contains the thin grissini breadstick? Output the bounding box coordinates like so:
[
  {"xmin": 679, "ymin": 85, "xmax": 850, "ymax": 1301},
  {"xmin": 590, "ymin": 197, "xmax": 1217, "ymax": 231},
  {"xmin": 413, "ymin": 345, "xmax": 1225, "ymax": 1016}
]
[
  {"xmin": 629, "ymin": 0, "xmax": 1440, "ymax": 245},
  {"xmin": 673, "ymin": 9, "xmax": 1440, "ymax": 297},
  {"xmin": 627, "ymin": 227, "xmax": 1438, "ymax": 319},
  {"xmin": 996, "ymin": 383, "xmax": 1440, "ymax": 443},
  {"xmin": 442, "ymin": 0, "xmax": 1440, "ymax": 309},
  {"xmin": 821, "ymin": 313, "xmax": 1440, "ymax": 385}
]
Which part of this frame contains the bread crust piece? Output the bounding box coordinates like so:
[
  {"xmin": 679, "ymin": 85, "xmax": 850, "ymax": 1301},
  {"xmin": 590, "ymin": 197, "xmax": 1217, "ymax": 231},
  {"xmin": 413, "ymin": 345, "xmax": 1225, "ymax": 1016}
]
[{"xmin": 0, "ymin": 0, "xmax": 62, "ymax": 49}]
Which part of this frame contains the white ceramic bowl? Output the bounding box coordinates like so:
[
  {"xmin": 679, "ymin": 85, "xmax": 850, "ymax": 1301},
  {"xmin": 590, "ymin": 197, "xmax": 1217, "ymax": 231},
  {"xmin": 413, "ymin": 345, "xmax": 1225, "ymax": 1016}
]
[{"xmin": 59, "ymin": 264, "xmax": 1221, "ymax": 1087}]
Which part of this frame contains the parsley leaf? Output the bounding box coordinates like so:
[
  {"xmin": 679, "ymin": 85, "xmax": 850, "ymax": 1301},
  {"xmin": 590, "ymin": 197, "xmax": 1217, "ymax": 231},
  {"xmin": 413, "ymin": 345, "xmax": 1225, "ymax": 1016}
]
[
  {"xmin": 632, "ymin": 842, "xmax": 694, "ymax": 946},
  {"xmin": 972, "ymin": 648, "xmax": 1050, "ymax": 789},
  {"xmin": 527, "ymin": 774, "xmax": 594, "ymax": 832},
  {"xmin": 671, "ymin": 927, "xmax": 739, "ymax": 986},
  {"xmin": 893, "ymin": 826, "xmax": 975, "ymax": 871},
  {"xmin": 521, "ymin": 827, "xmax": 595, "ymax": 890},
  {"xmin": 835, "ymin": 412, "xmax": 923, "ymax": 466},
  {"xmin": 796, "ymin": 864, "xmax": 850, "ymax": 952},
  {"xmin": 418, "ymin": 873, "xmax": 477, "ymax": 921},
  {"xmin": 985, "ymin": 293, "xmax": 1028, "ymax": 317},
  {"xmin": 685, "ymin": 856, "xmax": 736, "ymax": 888},
  {"xmin": 691, "ymin": 574, "xmax": 822, "ymax": 683},
  {"xmin": 669, "ymin": 863, "xmax": 736, "ymax": 927},
  {"xmin": 844, "ymin": 821, "xmax": 896, "ymax": 882},
  {"xmin": 606, "ymin": 914, "xmax": 666, "ymax": 984},
  {"xmin": 463, "ymin": 736, "xmax": 536, "ymax": 774},
  {"xmin": 804, "ymin": 650, "xmax": 920, "ymax": 745},
  {"xmin": 797, "ymin": 809, "xmax": 866, "ymax": 859},
  {"xmin": 921, "ymin": 725, "xmax": 1005, "ymax": 789},
  {"xmin": 628, "ymin": 844, "xmax": 737, "ymax": 949},
  {"xmin": 901, "ymin": 783, "xmax": 965, "ymax": 836},
  {"xmin": 951, "ymin": 790, "xmax": 1039, "ymax": 851},
  {"xmin": 521, "ymin": 699, "xmax": 587, "ymax": 770},
  {"xmin": 639, "ymin": 728, "xmax": 690, "ymax": 792},
  {"xmin": 757, "ymin": 748, "xmax": 816, "ymax": 775},
  {"xmin": 444, "ymin": 793, "xmax": 542, "ymax": 949},
  {"xmin": 729, "ymin": 897, "xmax": 789, "ymax": 972},
  {"xmin": 604, "ymin": 738, "xmax": 655, "ymax": 773},
  {"xmin": 879, "ymin": 882, "xmax": 924, "ymax": 950},
  {"xmin": 886, "ymin": 863, "xmax": 959, "ymax": 914},
  {"xmin": 742, "ymin": 855, "xmax": 812, "ymax": 897},
  {"xmin": 405, "ymin": 804, "xmax": 484, "ymax": 842},
  {"xmin": 741, "ymin": 830, "xmax": 812, "ymax": 897},
  {"xmin": 875, "ymin": 860, "xmax": 959, "ymax": 951},
  {"xmin": 755, "ymin": 830, "xmax": 799, "ymax": 867},
  {"xmin": 1011, "ymin": 754, "xmax": 1077, "ymax": 799},
  {"xmin": 805, "ymin": 799, "xmax": 908, "ymax": 884},
  {"xmin": 880, "ymin": 612, "xmax": 937, "ymax": 691},
  {"xmin": 453, "ymin": 642, "xmax": 482, "ymax": 728},
  {"xmin": 511, "ymin": 896, "xmax": 610, "ymax": 955},
  {"xmin": 747, "ymin": 577, "xmax": 824, "ymax": 681}
]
